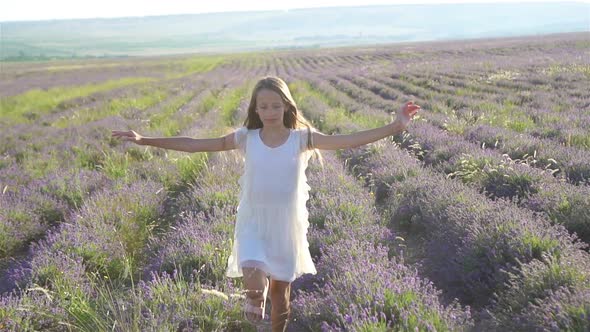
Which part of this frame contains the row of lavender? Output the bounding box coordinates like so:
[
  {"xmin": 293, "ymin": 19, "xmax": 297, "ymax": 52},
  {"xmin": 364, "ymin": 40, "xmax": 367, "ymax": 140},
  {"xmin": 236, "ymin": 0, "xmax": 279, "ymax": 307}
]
[
  {"xmin": 365, "ymin": 36, "xmax": 589, "ymax": 147},
  {"xmin": 136, "ymin": 83, "xmax": 473, "ymax": 330},
  {"xmin": 376, "ymin": 71, "xmax": 590, "ymax": 183},
  {"xmin": 2, "ymin": 33, "xmax": 587, "ymax": 329},
  {"xmin": 1, "ymin": 73, "xmax": 476, "ymax": 332},
  {"xmin": 164, "ymin": 130, "xmax": 473, "ymax": 330},
  {"xmin": 342, "ymin": 139, "xmax": 590, "ymax": 331},
  {"xmin": 335, "ymin": 71, "xmax": 590, "ymax": 186},
  {"xmin": 292, "ymin": 151, "xmax": 472, "ymax": 331},
  {"xmin": 0, "ymin": 45, "xmax": 366, "ymax": 329},
  {"xmin": 185, "ymin": 69, "xmax": 475, "ymax": 329},
  {"xmin": 1, "ymin": 60, "xmax": 468, "ymax": 330},
  {"xmin": 0, "ymin": 61, "xmax": 380, "ymax": 328},
  {"xmin": 318, "ymin": 73, "xmax": 590, "ymax": 245},
  {"xmin": 275, "ymin": 36, "xmax": 590, "ymax": 183},
  {"xmin": 0, "ymin": 81, "xmax": 203, "ymax": 275},
  {"xmin": 0, "ymin": 67, "xmax": 264, "ymax": 330},
  {"xmin": 0, "ymin": 121, "xmax": 234, "ymax": 329},
  {"xmin": 389, "ymin": 61, "xmax": 590, "ymax": 138},
  {"xmin": 0, "ymin": 63, "xmax": 255, "ymax": 271},
  {"xmin": 292, "ymin": 74, "xmax": 590, "ymax": 330},
  {"xmin": 0, "ymin": 53, "xmax": 311, "ymax": 327}
]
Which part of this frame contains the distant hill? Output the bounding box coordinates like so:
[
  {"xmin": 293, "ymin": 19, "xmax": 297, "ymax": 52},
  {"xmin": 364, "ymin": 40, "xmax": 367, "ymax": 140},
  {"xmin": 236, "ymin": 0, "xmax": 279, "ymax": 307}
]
[{"xmin": 1, "ymin": 2, "xmax": 589, "ymax": 60}]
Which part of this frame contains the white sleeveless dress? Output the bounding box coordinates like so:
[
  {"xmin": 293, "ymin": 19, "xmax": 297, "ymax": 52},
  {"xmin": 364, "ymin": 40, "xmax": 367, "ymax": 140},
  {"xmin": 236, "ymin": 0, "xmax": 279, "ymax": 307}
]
[{"xmin": 225, "ymin": 126, "xmax": 317, "ymax": 282}]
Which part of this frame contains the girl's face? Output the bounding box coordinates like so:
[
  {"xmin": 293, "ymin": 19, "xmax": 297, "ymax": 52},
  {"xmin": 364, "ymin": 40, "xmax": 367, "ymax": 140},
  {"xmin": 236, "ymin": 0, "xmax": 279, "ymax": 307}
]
[{"xmin": 255, "ymin": 89, "xmax": 286, "ymax": 128}]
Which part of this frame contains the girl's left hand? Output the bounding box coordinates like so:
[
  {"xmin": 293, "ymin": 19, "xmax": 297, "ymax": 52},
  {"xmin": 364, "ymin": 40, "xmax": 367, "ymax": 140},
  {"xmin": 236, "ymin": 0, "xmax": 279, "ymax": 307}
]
[{"xmin": 394, "ymin": 101, "xmax": 421, "ymax": 128}]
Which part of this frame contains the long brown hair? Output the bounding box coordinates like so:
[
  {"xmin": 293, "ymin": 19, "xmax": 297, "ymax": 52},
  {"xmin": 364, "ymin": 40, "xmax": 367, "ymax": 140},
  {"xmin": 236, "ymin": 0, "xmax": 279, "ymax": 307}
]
[{"xmin": 243, "ymin": 76, "xmax": 324, "ymax": 166}]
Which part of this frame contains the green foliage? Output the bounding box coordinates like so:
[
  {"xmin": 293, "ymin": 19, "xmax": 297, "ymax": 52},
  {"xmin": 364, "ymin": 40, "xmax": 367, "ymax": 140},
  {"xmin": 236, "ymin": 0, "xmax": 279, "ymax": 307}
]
[
  {"xmin": 97, "ymin": 149, "xmax": 131, "ymax": 180},
  {"xmin": 149, "ymin": 91, "xmax": 196, "ymax": 135},
  {"xmin": 496, "ymin": 254, "xmax": 586, "ymax": 321},
  {"xmin": 71, "ymin": 144, "xmax": 105, "ymax": 171},
  {"xmin": 199, "ymin": 92, "xmax": 219, "ymax": 113},
  {"xmin": 92, "ymin": 147, "xmax": 154, "ymax": 184},
  {"xmin": 563, "ymin": 303, "xmax": 590, "ymax": 331},
  {"xmin": 19, "ymin": 149, "xmax": 60, "ymax": 179},
  {"xmin": 0, "ymin": 219, "xmax": 35, "ymax": 259},
  {"xmin": 63, "ymin": 292, "xmax": 106, "ymax": 331},
  {"xmin": 439, "ymin": 100, "xmax": 535, "ymax": 134},
  {"xmin": 440, "ymin": 109, "xmax": 482, "ymax": 135},
  {"xmin": 202, "ymin": 190, "xmax": 238, "ymax": 210},
  {"xmin": 521, "ymin": 233, "xmax": 560, "ymax": 261},
  {"xmin": 125, "ymin": 146, "xmax": 154, "ymax": 162},
  {"xmin": 483, "ymin": 168, "xmax": 538, "ymax": 200},
  {"xmin": 0, "ymin": 77, "xmax": 155, "ymax": 125},
  {"xmin": 0, "ymin": 199, "xmax": 64, "ymax": 259},
  {"xmin": 463, "ymin": 221, "xmax": 519, "ymax": 274},
  {"xmin": 52, "ymin": 86, "xmax": 168, "ymax": 128},
  {"xmin": 336, "ymin": 201, "xmax": 366, "ymax": 225},
  {"xmin": 164, "ymin": 56, "xmax": 226, "ymax": 79},
  {"xmin": 381, "ymin": 289, "xmax": 448, "ymax": 331},
  {"xmin": 566, "ymin": 132, "xmax": 590, "ymax": 149},
  {"xmin": 73, "ymin": 192, "xmax": 160, "ymax": 280},
  {"xmin": 24, "ymin": 256, "xmax": 111, "ymax": 330},
  {"xmin": 542, "ymin": 194, "xmax": 590, "ymax": 242},
  {"xmin": 0, "ymin": 223, "xmax": 10, "ymax": 258},
  {"xmin": 72, "ymin": 241, "xmax": 124, "ymax": 279},
  {"xmin": 574, "ymin": 40, "xmax": 590, "ymax": 49},
  {"xmin": 309, "ymin": 214, "xmax": 327, "ymax": 229},
  {"xmin": 542, "ymin": 64, "xmax": 590, "ymax": 78},
  {"xmin": 447, "ymin": 154, "xmax": 491, "ymax": 184},
  {"xmin": 219, "ymin": 84, "xmax": 252, "ymax": 126},
  {"xmin": 160, "ymin": 243, "xmax": 230, "ymax": 286},
  {"xmin": 50, "ymin": 107, "xmax": 83, "ymax": 128},
  {"xmin": 448, "ymin": 154, "xmax": 540, "ymax": 201},
  {"xmin": 290, "ymin": 80, "xmax": 387, "ymax": 133},
  {"xmin": 357, "ymin": 320, "xmax": 389, "ymax": 331},
  {"xmin": 125, "ymin": 268, "xmax": 251, "ymax": 331},
  {"xmin": 171, "ymin": 152, "xmax": 209, "ymax": 185}
]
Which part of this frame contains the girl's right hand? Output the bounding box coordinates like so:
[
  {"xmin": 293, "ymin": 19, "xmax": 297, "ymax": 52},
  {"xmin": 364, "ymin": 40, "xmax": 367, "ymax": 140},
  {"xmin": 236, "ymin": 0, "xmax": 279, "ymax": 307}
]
[
  {"xmin": 394, "ymin": 101, "xmax": 420, "ymax": 128},
  {"xmin": 111, "ymin": 130, "xmax": 145, "ymax": 145}
]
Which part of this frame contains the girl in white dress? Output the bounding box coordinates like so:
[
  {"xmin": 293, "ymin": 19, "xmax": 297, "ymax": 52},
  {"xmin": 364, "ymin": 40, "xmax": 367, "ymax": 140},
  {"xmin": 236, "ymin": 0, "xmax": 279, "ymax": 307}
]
[{"xmin": 112, "ymin": 76, "xmax": 420, "ymax": 331}]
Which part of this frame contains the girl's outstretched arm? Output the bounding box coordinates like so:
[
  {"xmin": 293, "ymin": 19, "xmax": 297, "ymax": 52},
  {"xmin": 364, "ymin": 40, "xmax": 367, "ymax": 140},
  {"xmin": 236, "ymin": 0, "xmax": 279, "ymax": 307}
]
[
  {"xmin": 111, "ymin": 130, "xmax": 238, "ymax": 152},
  {"xmin": 311, "ymin": 101, "xmax": 421, "ymax": 150}
]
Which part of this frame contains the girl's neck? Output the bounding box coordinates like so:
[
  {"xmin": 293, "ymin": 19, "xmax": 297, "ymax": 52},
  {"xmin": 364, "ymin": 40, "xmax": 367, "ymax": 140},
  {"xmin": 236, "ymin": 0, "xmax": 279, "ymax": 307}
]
[{"xmin": 260, "ymin": 125, "xmax": 290, "ymax": 135}]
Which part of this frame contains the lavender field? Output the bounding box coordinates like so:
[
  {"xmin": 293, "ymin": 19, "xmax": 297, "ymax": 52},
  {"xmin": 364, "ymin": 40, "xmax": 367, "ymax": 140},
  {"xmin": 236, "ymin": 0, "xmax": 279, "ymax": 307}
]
[{"xmin": 1, "ymin": 32, "xmax": 589, "ymax": 331}]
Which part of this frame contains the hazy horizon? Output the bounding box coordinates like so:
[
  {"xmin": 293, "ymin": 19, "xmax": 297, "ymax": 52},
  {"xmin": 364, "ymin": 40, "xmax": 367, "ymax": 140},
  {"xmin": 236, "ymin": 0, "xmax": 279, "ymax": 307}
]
[
  {"xmin": 1, "ymin": 2, "xmax": 588, "ymax": 61},
  {"xmin": 2, "ymin": 0, "xmax": 587, "ymax": 22}
]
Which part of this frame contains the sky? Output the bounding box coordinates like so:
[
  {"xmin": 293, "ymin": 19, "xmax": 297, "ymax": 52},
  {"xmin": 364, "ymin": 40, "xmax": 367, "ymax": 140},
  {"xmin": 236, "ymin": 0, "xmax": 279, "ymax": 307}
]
[{"xmin": 1, "ymin": 0, "xmax": 588, "ymax": 22}]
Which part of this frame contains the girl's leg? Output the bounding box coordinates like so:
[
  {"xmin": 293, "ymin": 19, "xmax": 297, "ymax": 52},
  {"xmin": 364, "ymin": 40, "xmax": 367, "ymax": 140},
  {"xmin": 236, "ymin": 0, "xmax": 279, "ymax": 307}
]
[
  {"xmin": 242, "ymin": 266, "xmax": 269, "ymax": 322},
  {"xmin": 269, "ymin": 278, "xmax": 292, "ymax": 332}
]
